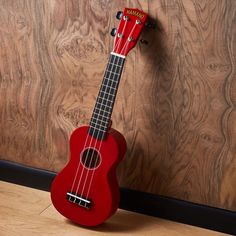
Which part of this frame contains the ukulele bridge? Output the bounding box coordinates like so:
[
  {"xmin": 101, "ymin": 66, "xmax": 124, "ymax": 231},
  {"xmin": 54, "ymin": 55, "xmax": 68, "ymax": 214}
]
[{"xmin": 66, "ymin": 192, "xmax": 92, "ymax": 209}]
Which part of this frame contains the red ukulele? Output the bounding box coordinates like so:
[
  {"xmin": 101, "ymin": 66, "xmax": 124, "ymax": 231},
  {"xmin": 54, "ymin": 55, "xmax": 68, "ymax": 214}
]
[{"xmin": 51, "ymin": 8, "xmax": 148, "ymax": 226}]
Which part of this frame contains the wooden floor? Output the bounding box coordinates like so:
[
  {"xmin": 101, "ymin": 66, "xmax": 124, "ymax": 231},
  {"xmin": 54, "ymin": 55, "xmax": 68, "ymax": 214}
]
[{"xmin": 0, "ymin": 181, "xmax": 227, "ymax": 236}]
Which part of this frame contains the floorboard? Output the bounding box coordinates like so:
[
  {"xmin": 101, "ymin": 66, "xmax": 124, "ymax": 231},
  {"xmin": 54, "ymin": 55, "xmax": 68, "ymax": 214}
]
[{"xmin": 0, "ymin": 181, "xmax": 227, "ymax": 236}]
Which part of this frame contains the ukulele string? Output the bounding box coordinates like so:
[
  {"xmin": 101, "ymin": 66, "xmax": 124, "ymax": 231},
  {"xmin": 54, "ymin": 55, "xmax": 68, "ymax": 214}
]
[
  {"xmin": 73, "ymin": 15, "xmax": 132, "ymax": 205},
  {"xmin": 120, "ymin": 23, "xmax": 137, "ymax": 55},
  {"xmin": 81, "ymin": 20, "xmax": 135, "ymax": 201},
  {"xmin": 76, "ymin": 54, "xmax": 119, "ymax": 204},
  {"xmin": 68, "ymin": 128, "xmax": 91, "ymax": 202},
  {"xmin": 113, "ymin": 18, "xmax": 128, "ymax": 53},
  {"xmin": 84, "ymin": 56, "xmax": 123, "ymax": 201},
  {"xmin": 72, "ymin": 54, "xmax": 118, "ymax": 203},
  {"xmin": 69, "ymin": 53, "xmax": 119, "ymax": 202},
  {"xmin": 78, "ymin": 25, "xmax": 128, "ymax": 203},
  {"xmin": 76, "ymin": 15, "xmax": 131, "ymax": 203},
  {"xmin": 73, "ymin": 31, "xmax": 124, "ymax": 202},
  {"xmin": 69, "ymin": 13, "xmax": 127, "ymax": 200},
  {"xmin": 84, "ymin": 23, "xmax": 139, "ymax": 202},
  {"xmin": 71, "ymin": 50, "xmax": 122, "ymax": 202}
]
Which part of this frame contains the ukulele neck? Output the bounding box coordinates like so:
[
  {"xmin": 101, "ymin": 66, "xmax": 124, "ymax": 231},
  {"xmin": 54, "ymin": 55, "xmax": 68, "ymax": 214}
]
[{"xmin": 88, "ymin": 53, "xmax": 126, "ymax": 140}]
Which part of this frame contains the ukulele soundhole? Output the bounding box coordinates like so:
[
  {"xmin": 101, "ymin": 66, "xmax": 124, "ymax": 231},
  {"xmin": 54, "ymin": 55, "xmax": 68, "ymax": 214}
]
[{"xmin": 81, "ymin": 148, "xmax": 101, "ymax": 169}]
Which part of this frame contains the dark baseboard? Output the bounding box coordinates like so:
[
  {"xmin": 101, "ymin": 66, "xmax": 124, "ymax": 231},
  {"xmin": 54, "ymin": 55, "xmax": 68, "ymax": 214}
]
[{"xmin": 0, "ymin": 159, "xmax": 235, "ymax": 234}]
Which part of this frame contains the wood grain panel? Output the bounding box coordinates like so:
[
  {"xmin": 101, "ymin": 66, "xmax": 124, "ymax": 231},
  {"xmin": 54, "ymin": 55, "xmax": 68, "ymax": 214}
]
[{"xmin": 0, "ymin": 0, "xmax": 236, "ymax": 211}]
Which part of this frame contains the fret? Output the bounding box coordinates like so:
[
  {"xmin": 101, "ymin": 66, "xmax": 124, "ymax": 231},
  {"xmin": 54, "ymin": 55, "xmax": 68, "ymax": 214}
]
[
  {"xmin": 89, "ymin": 54, "xmax": 125, "ymax": 140},
  {"xmin": 112, "ymin": 70, "xmax": 121, "ymax": 75},
  {"xmin": 100, "ymin": 90, "xmax": 115, "ymax": 98},
  {"xmin": 102, "ymin": 77, "xmax": 118, "ymax": 89},
  {"xmin": 97, "ymin": 96, "xmax": 114, "ymax": 104},
  {"xmin": 97, "ymin": 98, "xmax": 113, "ymax": 108},
  {"xmin": 103, "ymin": 75, "xmax": 119, "ymax": 85},
  {"xmin": 89, "ymin": 124, "xmax": 106, "ymax": 132},
  {"xmin": 103, "ymin": 77, "xmax": 118, "ymax": 87},
  {"xmin": 107, "ymin": 64, "xmax": 122, "ymax": 73},
  {"xmin": 96, "ymin": 101, "xmax": 113, "ymax": 110},
  {"xmin": 110, "ymin": 55, "xmax": 116, "ymax": 63},
  {"xmin": 91, "ymin": 114, "xmax": 109, "ymax": 124},
  {"xmin": 104, "ymin": 76, "xmax": 119, "ymax": 82},
  {"xmin": 90, "ymin": 121, "xmax": 107, "ymax": 130},
  {"xmin": 88, "ymin": 126, "xmax": 106, "ymax": 134},
  {"xmin": 94, "ymin": 107, "xmax": 111, "ymax": 116},
  {"xmin": 91, "ymin": 116, "xmax": 110, "ymax": 125},
  {"xmin": 105, "ymin": 71, "xmax": 120, "ymax": 78},
  {"xmin": 109, "ymin": 56, "xmax": 124, "ymax": 68},
  {"xmin": 92, "ymin": 111, "xmax": 110, "ymax": 121},
  {"xmin": 113, "ymin": 56, "xmax": 121, "ymax": 65},
  {"xmin": 96, "ymin": 103, "xmax": 112, "ymax": 114},
  {"xmin": 101, "ymin": 84, "xmax": 116, "ymax": 94},
  {"xmin": 109, "ymin": 62, "xmax": 122, "ymax": 68}
]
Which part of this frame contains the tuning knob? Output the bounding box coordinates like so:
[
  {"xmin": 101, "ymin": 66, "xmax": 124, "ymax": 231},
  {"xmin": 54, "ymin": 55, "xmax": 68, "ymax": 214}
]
[
  {"xmin": 145, "ymin": 21, "xmax": 156, "ymax": 29},
  {"xmin": 140, "ymin": 39, "xmax": 148, "ymax": 45},
  {"xmin": 116, "ymin": 11, "xmax": 123, "ymax": 20},
  {"xmin": 110, "ymin": 28, "xmax": 117, "ymax": 37}
]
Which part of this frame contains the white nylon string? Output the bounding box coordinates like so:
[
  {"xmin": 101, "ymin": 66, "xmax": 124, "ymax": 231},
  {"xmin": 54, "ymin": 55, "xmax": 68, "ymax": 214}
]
[
  {"xmin": 68, "ymin": 50, "xmax": 120, "ymax": 203},
  {"xmin": 77, "ymin": 55, "xmax": 120, "ymax": 203},
  {"xmin": 120, "ymin": 23, "xmax": 137, "ymax": 55},
  {"xmin": 73, "ymin": 33, "xmax": 124, "ymax": 204},
  {"xmin": 113, "ymin": 18, "xmax": 128, "ymax": 53},
  {"xmin": 73, "ymin": 54, "xmax": 118, "ymax": 203},
  {"xmin": 84, "ymin": 57, "xmax": 123, "ymax": 202},
  {"xmin": 84, "ymin": 24, "xmax": 139, "ymax": 203},
  {"xmin": 69, "ymin": 131, "xmax": 90, "ymax": 202}
]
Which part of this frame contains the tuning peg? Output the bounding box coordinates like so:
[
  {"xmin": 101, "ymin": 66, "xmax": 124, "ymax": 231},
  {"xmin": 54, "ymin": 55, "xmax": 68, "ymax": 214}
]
[
  {"xmin": 140, "ymin": 39, "xmax": 148, "ymax": 45},
  {"xmin": 110, "ymin": 28, "xmax": 117, "ymax": 37},
  {"xmin": 145, "ymin": 21, "xmax": 156, "ymax": 29},
  {"xmin": 116, "ymin": 11, "xmax": 123, "ymax": 20}
]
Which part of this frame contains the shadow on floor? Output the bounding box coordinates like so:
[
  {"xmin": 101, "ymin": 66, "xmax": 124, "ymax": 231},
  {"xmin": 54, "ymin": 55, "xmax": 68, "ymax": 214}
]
[{"xmin": 67, "ymin": 210, "xmax": 157, "ymax": 233}]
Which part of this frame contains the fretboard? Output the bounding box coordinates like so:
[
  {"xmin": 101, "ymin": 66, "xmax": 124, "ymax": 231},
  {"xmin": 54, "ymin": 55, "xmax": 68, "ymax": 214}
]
[{"xmin": 88, "ymin": 53, "xmax": 125, "ymax": 140}]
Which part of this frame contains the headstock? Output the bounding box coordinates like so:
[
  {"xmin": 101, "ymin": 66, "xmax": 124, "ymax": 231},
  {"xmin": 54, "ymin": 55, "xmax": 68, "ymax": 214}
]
[{"xmin": 112, "ymin": 8, "xmax": 148, "ymax": 57}]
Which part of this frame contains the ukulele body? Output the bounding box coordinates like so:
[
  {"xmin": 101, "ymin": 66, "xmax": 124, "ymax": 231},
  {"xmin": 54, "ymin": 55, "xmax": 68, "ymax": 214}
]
[{"xmin": 50, "ymin": 125, "xmax": 126, "ymax": 226}]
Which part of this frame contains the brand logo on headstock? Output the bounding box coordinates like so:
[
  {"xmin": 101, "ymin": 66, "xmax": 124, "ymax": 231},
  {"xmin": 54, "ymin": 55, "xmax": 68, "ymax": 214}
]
[{"xmin": 127, "ymin": 9, "xmax": 145, "ymax": 19}]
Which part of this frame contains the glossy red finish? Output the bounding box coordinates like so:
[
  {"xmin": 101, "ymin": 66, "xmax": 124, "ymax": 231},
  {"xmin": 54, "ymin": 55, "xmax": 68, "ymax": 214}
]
[
  {"xmin": 50, "ymin": 126, "xmax": 126, "ymax": 226},
  {"xmin": 113, "ymin": 8, "xmax": 148, "ymax": 56}
]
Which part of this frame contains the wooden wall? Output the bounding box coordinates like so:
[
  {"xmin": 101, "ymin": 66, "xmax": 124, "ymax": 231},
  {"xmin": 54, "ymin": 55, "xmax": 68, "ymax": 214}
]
[{"xmin": 0, "ymin": 0, "xmax": 236, "ymax": 212}]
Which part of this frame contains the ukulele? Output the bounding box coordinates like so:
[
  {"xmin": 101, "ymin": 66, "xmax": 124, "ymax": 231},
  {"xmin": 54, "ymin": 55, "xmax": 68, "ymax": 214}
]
[{"xmin": 50, "ymin": 8, "xmax": 148, "ymax": 227}]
